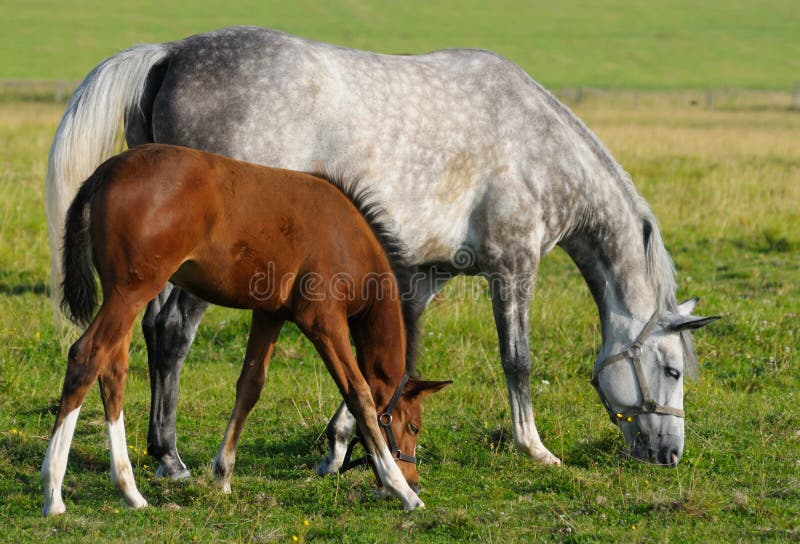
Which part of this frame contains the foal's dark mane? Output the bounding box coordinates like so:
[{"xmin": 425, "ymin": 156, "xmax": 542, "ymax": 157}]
[{"xmin": 312, "ymin": 172, "xmax": 422, "ymax": 376}]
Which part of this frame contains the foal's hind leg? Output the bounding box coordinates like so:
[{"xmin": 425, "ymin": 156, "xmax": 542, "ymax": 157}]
[
  {"xmin": 41, "ymin": 299, "xmax": 145, "ymax": 515},
  {"xmin": 99, "ymin": 331, "xmax": 148, "ymax": 509},
  {"xmin": 212, "ymin": 311, "xmax": 283, "ymax": 493},
  {"xmin": 142, "ymin": 285, "xmax": 209, "ymax": 479}
]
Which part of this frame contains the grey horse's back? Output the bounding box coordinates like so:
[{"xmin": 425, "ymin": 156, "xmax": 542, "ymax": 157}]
[{"xmin": 136, "ymin": 25, "xmax": 631, "ymax": 265}]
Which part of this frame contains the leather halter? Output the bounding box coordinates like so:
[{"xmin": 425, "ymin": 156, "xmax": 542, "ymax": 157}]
[
  {"xmin": 591, "ymin": 313, "xmax": 685, "ymax": 424},
  {"xmin": 339, "ymin": 373, "xmax": 416, "ymax": 473}
]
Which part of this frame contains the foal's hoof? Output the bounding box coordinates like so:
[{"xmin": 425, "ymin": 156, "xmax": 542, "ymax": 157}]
[
  {"xmin": 403, "ymin": 495, "xmax": 425, "ymax": 511},
  {"xmin": 315, "ymin": 458, "xmax": 340, "ymax": 477}
]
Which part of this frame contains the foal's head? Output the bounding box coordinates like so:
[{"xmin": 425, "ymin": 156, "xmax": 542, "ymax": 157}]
[
  {"xmin": 378, "ymin": 377, "xmax": 451, "ymax": 490},
  {"xmin": 593, "ymin": 299, "xmax": 718, "ymax": 466}
]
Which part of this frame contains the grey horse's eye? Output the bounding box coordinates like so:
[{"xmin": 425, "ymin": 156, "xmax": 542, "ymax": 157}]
[{"xmin": 665, "ymin": 367, "xmax": 681, "ymax": 380}]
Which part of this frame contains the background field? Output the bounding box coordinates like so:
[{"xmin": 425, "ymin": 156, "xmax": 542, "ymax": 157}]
[
  {"xmin": 1, "ymin": 0, "xmax": 800, "ymax": 89},
  {"xmin": 1, "ymin": 2, "xmax": 799, "ymax": 543}
]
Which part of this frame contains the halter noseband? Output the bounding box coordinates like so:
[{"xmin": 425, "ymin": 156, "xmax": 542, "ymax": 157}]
[
  {"xmin": 591, "ymin": 313, "xmax": 685, "ymax": 424},
  {"xmin": 339, "ymin": 373, "xmax": 416, "ymax": 473}
]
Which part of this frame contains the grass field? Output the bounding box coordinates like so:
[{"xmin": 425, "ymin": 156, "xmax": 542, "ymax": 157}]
[
  {"xmin": 1, "ymin": 3, "xmax": 799, "ymax": 541},
  {"xmin": 0, "ymin": 95, "xmax": 798, "ymax": 542},
  {"xmin": 2, "ymin": 0, "xmax": 800, "ymax": 89}
]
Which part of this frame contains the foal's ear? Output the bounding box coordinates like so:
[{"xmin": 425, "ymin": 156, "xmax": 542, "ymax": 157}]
[{"xmin": 403, "ymin": 378, "xmax": 453, "ymax": 400}]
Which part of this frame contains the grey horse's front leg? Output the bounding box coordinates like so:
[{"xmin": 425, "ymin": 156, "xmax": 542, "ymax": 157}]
[
  {"xmin": 489, "ymin": 271, "xmax": 561, "ymax": 465},
  {"xmin": 316, "ymin": 266, "xmax": 446, "ymax": 475},
  {"xmin": 142, "ymin": 284, "xmax": 210, "ymax": 479}
]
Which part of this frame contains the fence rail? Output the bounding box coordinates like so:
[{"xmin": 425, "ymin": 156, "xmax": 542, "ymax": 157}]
[{"xmin": 1, "ymin": 79, "xmax": 798, "ymax": 111}]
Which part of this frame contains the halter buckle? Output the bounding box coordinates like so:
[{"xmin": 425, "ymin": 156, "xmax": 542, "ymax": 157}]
[{"xmin": 378, "ymin": 413, "xmax": 393, "ymax": 427}]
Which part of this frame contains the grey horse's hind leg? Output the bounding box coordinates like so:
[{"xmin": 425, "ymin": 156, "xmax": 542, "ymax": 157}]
[
  {"xmin": 315, "ymin": 266, "xmax": 447, "ymax": 476},
  {"xmin": 142, "ymin": 284, "xmax": 209, "ymax": 479},
  {"xmin": 488, "ymin": 270, "xmax": 561, "ymax": 465}
]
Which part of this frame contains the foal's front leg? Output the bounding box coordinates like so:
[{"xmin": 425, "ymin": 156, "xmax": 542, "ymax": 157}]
[
  {"xmin": 316, "ymin": 267, "xmax": 444, "ymax": 476},
  {"xmin": 301, "ymin": 315, "xmax": 423, "ymax": 510},
  {"xmin": 212, "ymin": 311, "xmax": 283, "ymax": 493}
]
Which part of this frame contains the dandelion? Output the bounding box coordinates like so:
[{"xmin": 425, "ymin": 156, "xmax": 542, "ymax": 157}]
[
  {"xmin": 631, "ymin": 524, "xmax": 637, "ymax": 530},
  {"xmin": 291, "ymin": 535, "xmax": 299, "ymax": 542},
  {"xmin": 303, "ymin": 519, "xmax": 310, "ymax": 527}
]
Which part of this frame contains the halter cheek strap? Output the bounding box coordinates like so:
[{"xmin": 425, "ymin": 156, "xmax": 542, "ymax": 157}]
[
  {"xmin": 339, "ymin": 373, "xmax": 416, "ymax": 473},
  {"xmin": 591, "ymin": 313, "xmax": 685, "ymax": 424}
]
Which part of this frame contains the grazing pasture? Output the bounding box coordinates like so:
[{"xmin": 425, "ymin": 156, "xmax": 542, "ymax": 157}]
[
  {"xmin": 2, "ymin": 0, "xmax": 799, "ymax": 89},
  {"xmin": 1, "ymin": 1, "xmax": 799, "ymax": 540},
  {"xmin": 0, "ymin": 96, "xmax": 798, "ymax": 541}
]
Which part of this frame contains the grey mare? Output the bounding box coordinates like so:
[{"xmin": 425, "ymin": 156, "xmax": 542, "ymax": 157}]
[{"xmin": 46, "ymin": 27, "xmax": 717, "ymax": 480}]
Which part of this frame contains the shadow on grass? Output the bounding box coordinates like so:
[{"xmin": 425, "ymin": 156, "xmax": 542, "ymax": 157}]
[
  {"xmin": 566, "ymin": 432, "xmax": 624, "ymax": 469},
  {"xmin": 0, "ymin": 280, "xmax": 47, "ymax": 296}
]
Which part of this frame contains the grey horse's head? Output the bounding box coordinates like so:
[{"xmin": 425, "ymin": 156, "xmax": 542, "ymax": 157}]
[{"xmin": 593, "ymin": 299, "xmax": 719, "ymax": 466}]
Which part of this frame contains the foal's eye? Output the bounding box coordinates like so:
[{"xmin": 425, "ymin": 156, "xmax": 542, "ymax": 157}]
[
  {"xmin": 665, "ymin": 367, "xmax": 681, "ymax": 380},
  {"xmin": 407, "ymin": 423, "xmax": 419, "ymax": 435}
]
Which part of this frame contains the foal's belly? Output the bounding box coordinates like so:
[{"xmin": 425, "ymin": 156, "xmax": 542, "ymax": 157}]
[{"xmin": 169, "ymin": 259, "xmax": 287, "ymax": 312}]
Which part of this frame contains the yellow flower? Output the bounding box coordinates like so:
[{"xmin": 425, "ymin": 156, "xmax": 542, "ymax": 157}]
[
  {"xmin": 291, "ymin": 536, "xmax": 299, "ymax": 542},
  {"xmin": 303, "ymin": 519, "xmax": 310, "ymax": 527}
]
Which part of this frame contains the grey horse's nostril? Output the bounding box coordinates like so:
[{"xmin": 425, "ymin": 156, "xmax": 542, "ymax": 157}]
[{"xmin": 657, "ymin": 447, "xmax": 680, "ymax": 467}]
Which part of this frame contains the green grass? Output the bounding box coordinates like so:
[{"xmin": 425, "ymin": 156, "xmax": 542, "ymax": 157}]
[
  {"xmin": 1, "ymin": 0, "xmax": 799, "ymax": 89},
  {"xmin": 0, "ymin": 95, "xmax": 798, "ymax": 541}
]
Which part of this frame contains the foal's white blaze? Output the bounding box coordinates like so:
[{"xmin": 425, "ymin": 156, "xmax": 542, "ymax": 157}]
[
  {"xmin": 41, "ymin": 406, "xmax": 81, "ymax": 516},
  {"xmin": 107, "ymin": 412, "xmax": 148, "ymax": 509}
]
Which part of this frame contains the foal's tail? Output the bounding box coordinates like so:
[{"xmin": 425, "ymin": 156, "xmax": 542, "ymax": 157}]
[
  {"xmin": 60, "ymin": 165, "xmax": 110, "ymax": 327},
  {"xmin": 46, "ymin": 43, "xmax": 168, "ymax": 325}
]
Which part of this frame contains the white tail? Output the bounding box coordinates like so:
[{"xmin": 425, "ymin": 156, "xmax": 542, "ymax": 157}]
[{"xmin": 46, "ymin": 44, "xmax": 167, "ymax": 324}]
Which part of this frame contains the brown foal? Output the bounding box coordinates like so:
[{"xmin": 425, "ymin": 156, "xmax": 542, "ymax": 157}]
[{"xmin": 41, "ymin": 144, "xmax": 449, "ymax": 515}]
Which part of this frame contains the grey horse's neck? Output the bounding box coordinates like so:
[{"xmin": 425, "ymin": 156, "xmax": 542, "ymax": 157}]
[{"xmin": 558, "ymin": 167, "xmax": 676, "ymax": 353}]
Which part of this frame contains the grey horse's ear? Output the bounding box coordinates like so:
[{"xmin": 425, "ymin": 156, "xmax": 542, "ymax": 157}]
[
  {"xmin": 664, "ymin": 313, "xmax": 720, "ymax": 332},
  {"xmin": 675, "ymin": 298, "xmax": 699, "ymax": 316}
]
